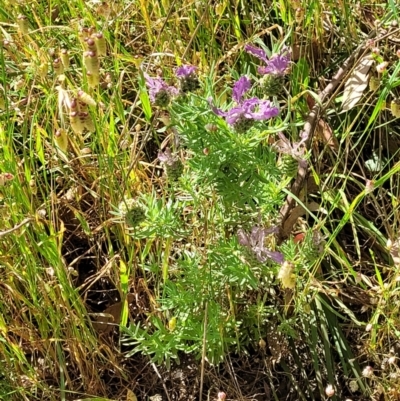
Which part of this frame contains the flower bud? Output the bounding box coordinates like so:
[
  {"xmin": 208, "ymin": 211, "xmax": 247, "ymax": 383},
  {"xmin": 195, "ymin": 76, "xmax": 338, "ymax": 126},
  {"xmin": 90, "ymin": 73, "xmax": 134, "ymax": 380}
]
[
  {"xmin": 376, "ymin": 61, "xmax": 389, "ymax": 74},
  {"xmin": 362, "ymin": 365, "xmax": 374, "ymax": 378},
  {"xmin": 217, "ymin": 392, "xmax": 226, "ymax": 401},
  {"xmin": 325, "ymin": 384, "xmax": 335, "ymax": 398},
  {"xmin": 0, "ymin": 173, "xmax": 14, "ymax": 186}
]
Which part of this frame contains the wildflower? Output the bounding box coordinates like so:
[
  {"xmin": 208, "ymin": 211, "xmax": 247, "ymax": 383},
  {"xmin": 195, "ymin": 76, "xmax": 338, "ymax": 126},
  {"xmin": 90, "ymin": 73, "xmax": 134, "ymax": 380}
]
[
  {"xmin": 376, "ymin": 61, "xmax": 388, "ymax": 74},
  {"xmin": 245, "ymin": 44, "xmax": 290, "ymax": 76},
  {"xmin": 237, "ymin": 226, "xmax": 284, "ymax": 264},
  {"xmin": 175, "ymin": 65, "xmax": 200, "ymax": 93},
  {"xmin": 158, "ymin": 148, "xmax": 183, "ymax": 181},
  {"xmin": 144, "ymin": 73, "xmax": 178, "ymax": 108},
  {"xmin": 349, "ymin": 380, "xmax": 359, "ymax": 392},
  {"xmin": 210, "ymin": 76, "xmax": 279, "ymax": 133},
  {"xmin": 362, "ymin": 366, "xmax": 374, "ymax": 378},
  {"xmin": 245, "ymin": 44, "xmax": 290, "ymax": 96}
]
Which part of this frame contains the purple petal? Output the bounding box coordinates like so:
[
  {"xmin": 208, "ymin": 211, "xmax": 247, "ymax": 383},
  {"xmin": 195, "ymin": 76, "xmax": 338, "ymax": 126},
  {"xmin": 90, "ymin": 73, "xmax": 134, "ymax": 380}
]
[
  {"xmin": 263, "ymin": 226, "xmax": 279, "ymax": 235},
  {"xmin": 208, "ymin": 97, "xmax": 227, "ymax": 117},
  {"xmin": 264, "ymin": 250, "xmax": 284, "ymax": 264},
  {"xmin": 224, "ymin": 106, "xmax": 247, "ymax": 125},
  {"xmin": 237, "ymin": 229, "xmax": 250, "ymax": 247},
  {"xmin": 250, "ymin": 226, "xmax": 264, "ymax": 246},
  {"xmin": 144, "ymin": 73, "xmax": 178, "ymax": 102},
  {"xmin": 244, "ymin": 44, "xmax": 269, "ymax": 64},
  {"xmin": 158, "ymin": 148, "xmax": 172, "ymax": 162},
  {"xmin": 259, "ymin": 49, "xmax": 290, "ymax": 76},
  {"xmin": 176, "ymin": 65, "xmax": 197, "ymax": 78},
  {"xmin": 247, "ymin": 100, "xmax": 279, "ymax": 120},
  {"xmin": 232, "ymin": 76, "xmax": 251, "ymax": 103}
]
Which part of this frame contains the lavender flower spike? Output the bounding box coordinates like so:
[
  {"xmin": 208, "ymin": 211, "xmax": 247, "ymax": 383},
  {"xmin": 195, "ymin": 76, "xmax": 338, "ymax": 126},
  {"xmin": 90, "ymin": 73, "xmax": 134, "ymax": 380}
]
[
  {"xmin": 258, "ymin": 48, "xmax": 290, "ymax": 76},
  {"xmin": 238, "ymin": 226, "xmax": 284, "ymax": 264},
  {"xmin": 175, "ymin": 64, "xmax": 200, "ymax": 93},
  {"xmin": 175, "ymin": 65, "xmax": 197, "ymax": 78},
  {"xmin": 209, "ymin": 75, "xmax": 279, "ymax": 133},
  {"xmin": 144, "ymin": 72, "xmax": 178, "ymax": 107},
  {"xmin": 245, "ymin": 44, "xmax": 290, "ymax": 76}
]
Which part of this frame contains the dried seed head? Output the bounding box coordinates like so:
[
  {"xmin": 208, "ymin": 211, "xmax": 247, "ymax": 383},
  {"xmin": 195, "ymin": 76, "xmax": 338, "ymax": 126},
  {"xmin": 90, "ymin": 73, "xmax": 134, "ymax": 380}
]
[
  {"xmin": 295, "ymin": 8, "xmax": 304, "ymax": 23},
  {"xmin": 94, "ymin": 32, "xmax": 106, "ymax": 56},
  {"xmin": 69, "ymin": 110, "xmax": 84, "ymax": 134},
  {"xmin": 325, "ymin": 384, "xmax": 335, "ymax": 398},
  {"xmin": 97, "ymin": 2, "xmax": 111, "ymax": 17},
  {"xmin": 78, "ymin": 27, "xmax": 90, "ymax": 44},
  {"xmin": 369, "ymin": 76, "xmax": 380, "ymax": 91},
  {"xmin": 391, "ymin": 99, "xmax": 400, "ymax": 118},
  {"xmin": 80, "ymin": 147, "xmax": 92, "ymax": 155},
  {"xmin": 83, "ymin": 51, "xmax": 100, "ymax": 75},
  {"xmin": 70, "ymin": 97, "xmax": 79, "ymax": 111},
  {"xmin": 17, "ymin": 15, "xmax": 29, "ymax": 35},
  {"xmin": 38, "ymin": 62, "xmax": 48, "ymax": 78},
  {"xmin": 87, "ymin": 71, "xmax": 100, "ymax": 88},
  {"xmin": 54, "ymin": 128, "xmax": 68, "ymax": 152},
  {"xmin": 77, "ymin": 89, "xmax": 96, "ymax": 106},
  {"xmin": 349, "ymin": 380, "xmax": 359, "ymax": 392},
  {"xmin": 53, "ymin": 58, "xmax": 64, "ymax": 75},
  {"xmin": 60, "ymin": 49, "xmax": 70, "ymax": 69},
  {"xmin": 86, "ymin": 37, "xmax": 96, "ymax": 51}
]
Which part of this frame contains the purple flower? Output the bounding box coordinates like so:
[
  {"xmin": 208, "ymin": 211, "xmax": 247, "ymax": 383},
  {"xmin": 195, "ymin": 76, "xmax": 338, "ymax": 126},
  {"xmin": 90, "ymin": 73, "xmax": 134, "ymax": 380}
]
[
  {"xmin": 232, "ymin": 76, "xmax": 252, "ymax": 103},
  {"xmin": 175, "ymin": 65, "xmax": 200, "ymax": 93},
  {"xmin": 175, "ymin": 65, "xmax": 197, "ymax": 78},
  {"xmin": 209, "ymin": 76, "xmax": 279, "ymax": 133},
  {"xmin": 238, "ymin": 226, "xmax": 284, "ymax": 264},
  {"xmin": 144, "ymin": 73, "xmax": 178, "ymax": 107},
  {"xmin": 244, "ymin": 44, "xmax": 269, "ymax": 64},
  {"xmin": 158, "ymin": 148, "xmax": 176, "ymax": 165},
  {"xmin": 245, "ymin": 45, "xmax": 290, "ymax": 76}
]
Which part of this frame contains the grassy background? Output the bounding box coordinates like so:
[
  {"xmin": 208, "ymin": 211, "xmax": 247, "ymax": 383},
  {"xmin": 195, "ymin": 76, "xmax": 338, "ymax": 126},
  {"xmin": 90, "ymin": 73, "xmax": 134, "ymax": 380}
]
[{"xmin": 1, "ymin": 0, "xmax": 400, "ymax": 400}]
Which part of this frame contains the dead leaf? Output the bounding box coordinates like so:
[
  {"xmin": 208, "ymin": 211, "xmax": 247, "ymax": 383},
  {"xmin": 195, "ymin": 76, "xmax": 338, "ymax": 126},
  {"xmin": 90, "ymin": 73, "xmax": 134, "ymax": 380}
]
[
  {"xmin": 342, "ymin": 55, "xmax": 374, "ymax": 111},
  {"xmin": 91, "ymin": 294, "xmax": 134, "ymax": 334}
]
